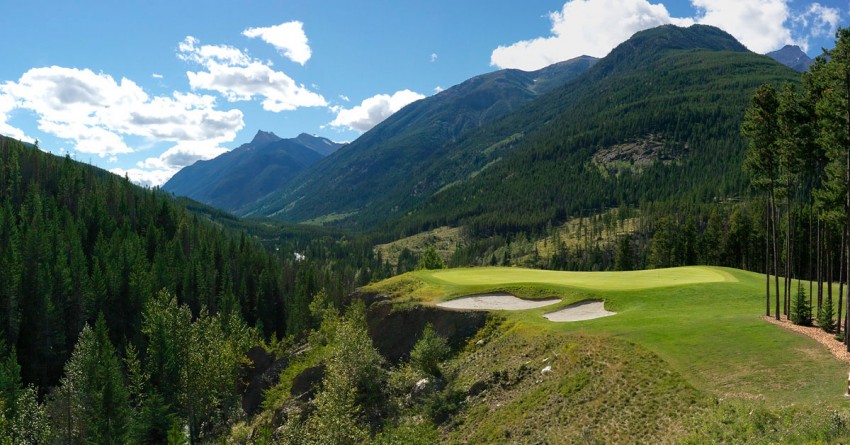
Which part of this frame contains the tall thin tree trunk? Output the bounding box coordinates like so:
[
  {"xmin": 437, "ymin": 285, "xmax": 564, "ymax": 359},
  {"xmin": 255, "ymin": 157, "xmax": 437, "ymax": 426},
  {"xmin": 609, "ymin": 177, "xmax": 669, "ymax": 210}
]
[
  {"xmin": 785, "ymin": 189, "xmax": 792, "ymax": 317},
  {"xmin": 810, "ymin": 203, "xmax": 814, "ymax": 299},
  {"xmin": 839, "ymin": 229, "xmax": 845, "ymax": 335},
  {"xmin": 828, "ymin": 235, "xmax": 834, "ymax": 325},
  {"xmin": 844, "ymin": 69, "xmax": 850, "ymax": 351},
  {"xmin": 766, "ymin": 199, "xmax": 771, "ymax": 316},
  {"xmin": 818, "ymin": 217, "xmax": 823, "ymax": 312},
  {"xmin": 771, "ymin": 189, "xmax": 781, "ymax": 320}
]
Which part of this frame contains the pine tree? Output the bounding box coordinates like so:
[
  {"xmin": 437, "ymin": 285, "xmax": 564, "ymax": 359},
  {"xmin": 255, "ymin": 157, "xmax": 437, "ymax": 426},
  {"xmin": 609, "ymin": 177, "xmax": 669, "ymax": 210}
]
[
  {"xmin": 60, "ymin": 314, "xmax": 130, "ymax": 444},
  {"xmin": 791, "ymin": 283, "xmax": 813, "ymax": 326},
  {"xmin": 818, "ymin": 291, "xmax": 836, "ymax": 333},
  {"xmin": 743, "ymin": 83, "xmax": 782, "ymax": 319},
  {"xmin": 415, "ymin": 246, "xmax": 446, "ymax": 270},
  {"xmin": 614, "ymin": 234, "xmax": 634, "ymax": 271}
]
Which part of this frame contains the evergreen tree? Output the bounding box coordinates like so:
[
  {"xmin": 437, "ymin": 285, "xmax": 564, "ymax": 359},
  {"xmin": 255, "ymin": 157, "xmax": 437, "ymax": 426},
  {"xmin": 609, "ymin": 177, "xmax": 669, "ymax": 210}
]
[
  {"xmin": 818, "ymin": 291, "xmax": 836, "ymax": 333},
  {"xmin": 60, "ymin": 314, "xmax": 130, "ymax": 444},
  {"xmin": 415, "ymin": 246, "xmax": 446, "ymax": 270},
  {"xmin": 791, "ymin": 283, "xmax": 813, "ymax": 326},
  {"xmin": 743, "ymin": 83, "xmax": 782, "ymax": 319},
  {"xmin": 614, "ymin": 234, "xmax": 634, "ymax": 271}
]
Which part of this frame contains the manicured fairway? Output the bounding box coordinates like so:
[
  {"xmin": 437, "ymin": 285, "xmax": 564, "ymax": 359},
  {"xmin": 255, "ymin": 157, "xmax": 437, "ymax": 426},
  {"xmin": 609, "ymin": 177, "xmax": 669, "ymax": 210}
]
[
  {"xmin": 428, "ymin": 265, "xmax": 735, "ymax": 291},
  {"xmin": 367, "ymin": 266, "xmax": 849, "ymax": 408}
]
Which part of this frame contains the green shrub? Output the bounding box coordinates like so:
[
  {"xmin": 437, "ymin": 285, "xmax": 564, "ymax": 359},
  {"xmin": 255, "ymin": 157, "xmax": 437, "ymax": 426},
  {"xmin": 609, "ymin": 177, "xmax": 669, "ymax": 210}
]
[{"xmin": 410, "ymin": 324, "xmax": 450, "ymax": 378}]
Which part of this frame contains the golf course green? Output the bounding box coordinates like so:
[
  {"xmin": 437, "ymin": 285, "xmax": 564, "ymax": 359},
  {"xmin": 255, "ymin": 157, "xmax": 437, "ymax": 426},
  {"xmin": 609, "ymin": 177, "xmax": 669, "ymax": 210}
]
[{"xmin": 366, "ymin": 266, "xmax": 848, "ymax": 408}]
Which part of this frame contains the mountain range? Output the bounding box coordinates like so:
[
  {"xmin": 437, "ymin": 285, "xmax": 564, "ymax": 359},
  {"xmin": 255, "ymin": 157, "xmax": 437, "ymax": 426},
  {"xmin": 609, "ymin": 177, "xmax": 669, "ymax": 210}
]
[
  {"xmin": 166, "ymin": 24, "xmax": 798, "ymax": 239},
  {"xmin": 162, "ymin": 131, "xmax": 343, "ymax": 212},
  {"xmin": 239, "ymin": 54, "xmax": 598, "ymax": 224}
]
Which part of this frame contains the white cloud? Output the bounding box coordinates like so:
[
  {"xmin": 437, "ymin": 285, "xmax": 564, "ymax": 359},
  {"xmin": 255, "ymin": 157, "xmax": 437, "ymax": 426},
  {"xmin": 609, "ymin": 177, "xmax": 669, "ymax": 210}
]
[
  {"xmin": 329, "ymin": 90, "xmax": 425, "ymax": 132},
  {"xmin": 339, "ymin": 94, "xmax": 350, "ymax": 102},
  {"xmin": 242, "ymin": 21, "xmax": 312, "ymax": 65},
  {"xmin": 152, "ymin": 73, "xmax": 164, "ymax": 79},
  {"xmin": 114, "ymin": 140, "xmax": 231, "ymax": 187},
  {"xmin": 490, "ymin": 0, "xmax": 842, "ymax": 71},
  {"xmin": 790, "ymin": 3, "xmax": 841, "ymax": 51},
  {"xmin": 179, "ymin": 36, "xmax": 326, "ymax": 112},
  {"xmin": 178, "ymin": 36, "xmax": 250, "ymax": 67},
  {"xmin": 110, "ymin": 167, "xmax": 176, "ymax": 188},
  {"xmin": 434, "ymin": 86, "xmax": 444, "ymax": 94},
  {"xmin": 0, "ymin": 65, "xmax": 243, "ymax": 163},
  {"xmin": 431, "ymin": 53, "xmax": 438, "ymax": 62},
  {"xmin": 491, "ymin": 0, "xmax": 691, "ymax": 71},
  {"xmin": 691, "ymin": 0, "xmax": 791, "ymax": 53},
  {"xmin": 0, "ymin": 92, "xmax": 27, "ymax": 141}
]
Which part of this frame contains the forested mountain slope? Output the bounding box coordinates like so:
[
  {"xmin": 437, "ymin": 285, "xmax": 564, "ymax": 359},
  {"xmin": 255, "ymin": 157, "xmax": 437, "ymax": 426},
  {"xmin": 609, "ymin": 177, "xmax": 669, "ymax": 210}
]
[
  {"xmin": 242, "ymin": 56, "xmax": 598, "ymax": 225},
  {"xmin": 393, "ymin": 25, "xmax": 800, "ymax": 237},
  {"xmin": 0, "ymin": 135, "xmax": 381, "ymax": 389},
  {"xmin": 163, "ymin": 131, "xmax": 343, "ymax": 212},
  {"xmin": 0, "ymin": 135, "xmax": 396, "ymax": 442}
]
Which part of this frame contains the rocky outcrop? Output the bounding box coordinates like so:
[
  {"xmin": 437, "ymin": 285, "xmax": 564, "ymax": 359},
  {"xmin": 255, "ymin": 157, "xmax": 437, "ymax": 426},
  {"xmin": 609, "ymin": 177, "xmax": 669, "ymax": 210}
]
[{"xmin": 362, "ymin": 293, "xmax": 488, "ymax": 362}]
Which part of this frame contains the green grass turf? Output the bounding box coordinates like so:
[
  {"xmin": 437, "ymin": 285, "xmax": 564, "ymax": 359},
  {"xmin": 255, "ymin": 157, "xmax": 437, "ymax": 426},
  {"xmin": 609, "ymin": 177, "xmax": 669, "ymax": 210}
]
[{"xmin": 366, "ymin": 266, "xmax": 848, "ymax": 408}]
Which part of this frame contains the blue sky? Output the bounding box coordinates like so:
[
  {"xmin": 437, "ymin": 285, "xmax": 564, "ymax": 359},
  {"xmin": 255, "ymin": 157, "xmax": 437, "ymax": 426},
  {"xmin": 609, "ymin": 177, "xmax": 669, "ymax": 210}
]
[{"xmin": 0, "ymin": 0, "xmax": 846, "ymax": 185}]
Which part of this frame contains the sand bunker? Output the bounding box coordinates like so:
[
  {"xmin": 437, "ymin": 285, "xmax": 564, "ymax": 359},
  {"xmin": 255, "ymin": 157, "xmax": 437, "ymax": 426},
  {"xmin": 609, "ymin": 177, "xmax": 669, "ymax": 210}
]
[
  {"xmin": 544, "ymin": 300, "xmax": 616, "ymax": 322},
  {"xmin": 437, "ymin": 293, "xmax": 560, "ymax": 311}
]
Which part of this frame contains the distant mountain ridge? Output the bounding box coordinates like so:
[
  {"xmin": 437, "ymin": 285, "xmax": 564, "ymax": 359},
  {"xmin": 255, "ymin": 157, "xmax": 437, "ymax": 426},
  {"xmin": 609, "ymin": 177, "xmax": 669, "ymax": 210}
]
[
  {"xmin": 245, "ymin": 24, "xmax": 798, "ymax": 236},
  {"xmin": 767, "ymin": 45, "xmax": 814, "ymax": 72},
  {"xmin": 163, "ymin": 130, "xmax": 343, "ymax": 212},
  {"xmin": 391, "ymin": 24, "xmax": 799, "ymax": 236},
  {"xmin": 241, "ymin": 55, "xmax": 599, "ymax": 222}
]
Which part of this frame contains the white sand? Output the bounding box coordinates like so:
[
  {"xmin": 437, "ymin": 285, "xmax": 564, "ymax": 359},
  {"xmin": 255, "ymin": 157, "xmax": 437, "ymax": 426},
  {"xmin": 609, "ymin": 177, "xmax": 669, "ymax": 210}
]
[
  {"xmin": 437, "ymin": 293, "xmax": 560, "ymax": 311},
  {"xmin": 544, "ymin": 300, "xmax": 616, "ymax": 322}
]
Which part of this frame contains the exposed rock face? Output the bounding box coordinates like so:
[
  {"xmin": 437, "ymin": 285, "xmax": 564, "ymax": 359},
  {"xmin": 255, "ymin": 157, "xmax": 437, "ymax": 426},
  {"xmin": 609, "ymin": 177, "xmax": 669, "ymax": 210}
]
[
  {"xmin": 591, "ymin": 134, "xmax": 686, "ymax": 176},
  {"xmin": 361, "ymin": 293, "xmax": 488, "ymax": 363}
]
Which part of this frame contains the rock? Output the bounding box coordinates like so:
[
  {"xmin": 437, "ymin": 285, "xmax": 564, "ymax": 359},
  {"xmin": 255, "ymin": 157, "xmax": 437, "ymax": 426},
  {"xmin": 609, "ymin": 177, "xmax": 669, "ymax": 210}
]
[
  {"xmin": 541, "ymin": 365, "xmax": 552, "ymax": 374},
  {"xmin": 413, "ymin": 377, "xmax": 438, "ymax": 399}
]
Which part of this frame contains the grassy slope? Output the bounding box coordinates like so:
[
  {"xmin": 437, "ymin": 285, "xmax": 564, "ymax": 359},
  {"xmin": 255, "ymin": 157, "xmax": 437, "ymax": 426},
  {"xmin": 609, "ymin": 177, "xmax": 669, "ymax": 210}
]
[{"xmin": 366, "ymin": 266, "xmax": 846, "ymax": 408}]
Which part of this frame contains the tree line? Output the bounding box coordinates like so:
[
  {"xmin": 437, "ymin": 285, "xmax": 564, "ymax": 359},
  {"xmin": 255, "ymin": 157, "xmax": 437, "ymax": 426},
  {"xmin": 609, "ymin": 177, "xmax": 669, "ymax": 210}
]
[{"xmin": 741, "ymin": 28, "xmax": 850, "ymax": 345}]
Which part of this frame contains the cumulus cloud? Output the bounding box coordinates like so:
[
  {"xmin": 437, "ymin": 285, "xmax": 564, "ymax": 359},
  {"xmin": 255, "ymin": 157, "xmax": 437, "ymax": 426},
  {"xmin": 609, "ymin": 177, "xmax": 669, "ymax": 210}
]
[
  {"xmin": 431, "ymin": 53, "xmax": 438, "ymax": 62},
  {"xmin": 329, "ymin": 90, "xmax": 425, "ymax": 132},
  {"xmin": 1, "ymin": 66, "xmax": 243, "ymax": 158},
  {"xmin": 242, "ymin": 21, "xmax": 312, "ymax": 65},
  {"xmin": 113, "ymin": 140, "xmax": 231, "ymax": 187},
  {"xmin": 0, "ymin": 92, "xmax": 27, "ymax": 141},
  {"xmin": 179, "ymin": 36, "xmax": 326, "ymax": 112},
  {"xmin": 691, "ymin": 0, "xmax": 791, "ymax": 53},
  {"xmin": 491, "ymin": 0, "xmax": 691, "ymax": 71},
  {"xmin": 490, "ymin": 0, "xmax": 842, "ymax": 71}
]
